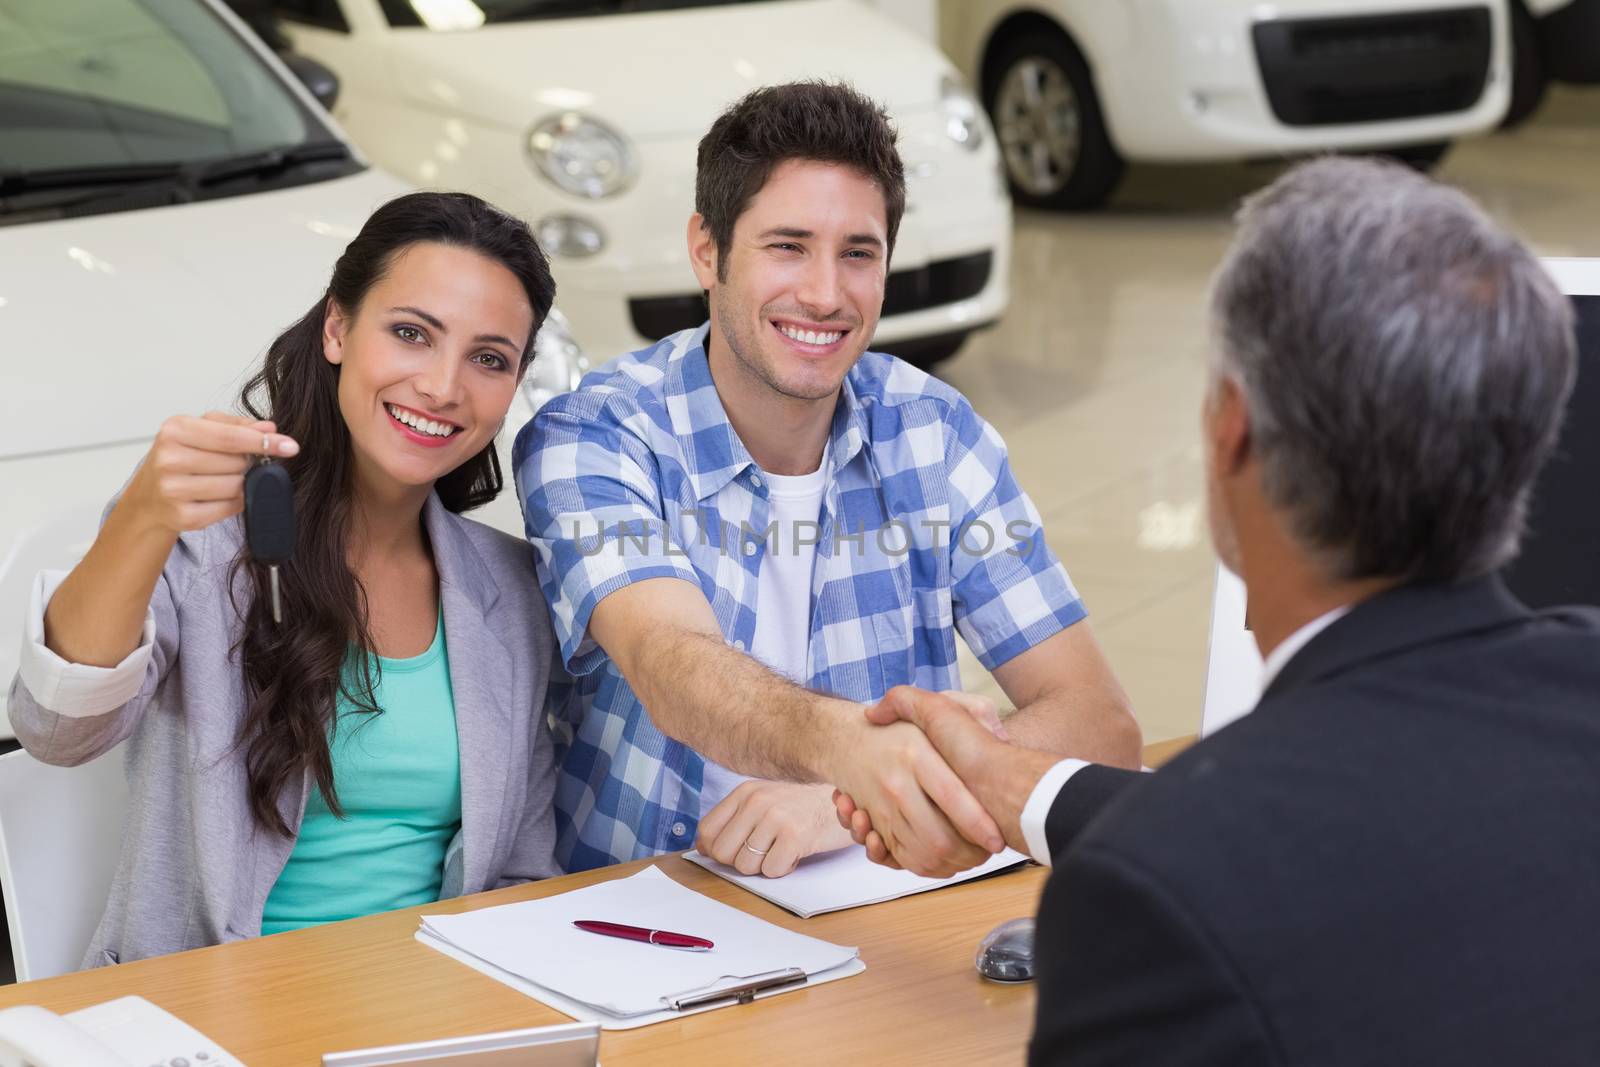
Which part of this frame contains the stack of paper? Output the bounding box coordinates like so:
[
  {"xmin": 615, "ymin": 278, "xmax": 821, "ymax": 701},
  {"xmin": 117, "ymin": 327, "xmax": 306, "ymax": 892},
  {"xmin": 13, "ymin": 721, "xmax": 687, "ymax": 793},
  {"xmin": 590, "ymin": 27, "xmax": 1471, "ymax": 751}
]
[
  {"xmin": 685, "ymin": 845, "xmax": 1030, "ymax": 918},
  {"xmin": 416, "ymin": 866, "xmax": 864, "ymax": 1030}
]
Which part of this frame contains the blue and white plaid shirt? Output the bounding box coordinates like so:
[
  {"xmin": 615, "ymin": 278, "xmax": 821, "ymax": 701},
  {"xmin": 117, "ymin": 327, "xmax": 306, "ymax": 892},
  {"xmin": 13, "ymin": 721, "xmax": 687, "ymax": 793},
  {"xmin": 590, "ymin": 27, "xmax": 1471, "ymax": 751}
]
[{"xmin": 514, "ymin": 325, "xmax": 1086, "ymax": 871}]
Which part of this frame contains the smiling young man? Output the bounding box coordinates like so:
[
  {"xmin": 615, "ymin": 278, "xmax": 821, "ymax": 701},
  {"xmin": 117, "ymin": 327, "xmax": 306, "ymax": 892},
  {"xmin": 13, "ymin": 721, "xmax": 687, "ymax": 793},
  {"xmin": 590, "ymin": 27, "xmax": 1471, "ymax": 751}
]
[{"xmin": 516, "ymin": 82, "xmax": 1140, "ymax": 877}]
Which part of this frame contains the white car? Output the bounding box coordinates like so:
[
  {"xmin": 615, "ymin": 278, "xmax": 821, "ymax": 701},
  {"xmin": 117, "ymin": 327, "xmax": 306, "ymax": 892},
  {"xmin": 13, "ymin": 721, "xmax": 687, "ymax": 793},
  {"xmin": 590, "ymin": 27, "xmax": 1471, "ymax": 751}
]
[
  {"xmin": 267, "ymin": 0, "xmax": 1012, "ymax": 367},
  {"xmin": 941, "ymin": 0, "xmax": 1516, "ymax": 210},
  {"xmin": 0, "ymin": 0, "xmax": 585, "ymax": 738}
]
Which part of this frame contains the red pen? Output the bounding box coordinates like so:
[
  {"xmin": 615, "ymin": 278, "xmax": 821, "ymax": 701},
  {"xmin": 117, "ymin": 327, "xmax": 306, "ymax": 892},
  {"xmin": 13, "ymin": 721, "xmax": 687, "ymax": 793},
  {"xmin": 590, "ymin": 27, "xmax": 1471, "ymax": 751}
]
[{"xmin": 573, "ymin": 920, "xmax": 714, "ymax": 951}]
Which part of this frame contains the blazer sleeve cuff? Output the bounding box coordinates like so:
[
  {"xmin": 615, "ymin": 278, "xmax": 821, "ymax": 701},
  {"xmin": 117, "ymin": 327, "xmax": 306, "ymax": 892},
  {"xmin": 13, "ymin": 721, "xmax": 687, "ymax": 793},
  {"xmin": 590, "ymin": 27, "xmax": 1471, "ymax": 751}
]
[
  {"xmin": 1040, "ymin": 762, "xmax": 1152, "ymax": 860},
  {"xmin": 16, "ymin": 570, "xmax": 155, "ymax": 717},
  {"xmin": 1020, "ymin": 759, "xmax": 1091, "ymax": 866}
]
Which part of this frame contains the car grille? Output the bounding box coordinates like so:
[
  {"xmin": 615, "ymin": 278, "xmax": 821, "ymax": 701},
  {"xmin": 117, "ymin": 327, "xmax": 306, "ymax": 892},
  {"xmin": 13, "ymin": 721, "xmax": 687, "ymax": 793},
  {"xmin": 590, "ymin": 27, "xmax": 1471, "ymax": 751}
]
[
  {"xmin": 1252, "ymin": 6, "xmax": 1492, "ymax": 126},
  {"xmin": 627, "ymin": 251, "xmax": 993, "ymax": 341}
]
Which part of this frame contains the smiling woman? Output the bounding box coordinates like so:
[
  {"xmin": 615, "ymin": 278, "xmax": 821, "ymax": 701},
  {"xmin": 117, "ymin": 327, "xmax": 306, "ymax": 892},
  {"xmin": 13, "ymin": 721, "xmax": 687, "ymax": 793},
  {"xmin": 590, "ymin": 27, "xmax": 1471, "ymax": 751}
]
[
  {"xmin": 315, "ymin": 241, "xmax": 531, "ymax": 492},
  {"xmin": 7, "ymin": 192, "xmax": 568, "ymax": 967}
]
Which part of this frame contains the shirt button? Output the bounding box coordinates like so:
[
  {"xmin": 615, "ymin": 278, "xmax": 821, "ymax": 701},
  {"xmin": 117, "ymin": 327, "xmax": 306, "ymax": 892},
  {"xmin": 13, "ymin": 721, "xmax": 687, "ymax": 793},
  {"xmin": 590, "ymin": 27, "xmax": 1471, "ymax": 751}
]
[
  {"xmin": 750, "ymin": 474, "xmax": 763, "ymax": 488},
  {"xmin": 733, "ymin": 639, "xmax": 746, "ymax": 652},
  {"xmin": 743, "ymin": 540, "xmax": 758, "ymax": 556},
  {"xmin": 671, "ymin": 822, "xmax": 688, "ymax": 838}
]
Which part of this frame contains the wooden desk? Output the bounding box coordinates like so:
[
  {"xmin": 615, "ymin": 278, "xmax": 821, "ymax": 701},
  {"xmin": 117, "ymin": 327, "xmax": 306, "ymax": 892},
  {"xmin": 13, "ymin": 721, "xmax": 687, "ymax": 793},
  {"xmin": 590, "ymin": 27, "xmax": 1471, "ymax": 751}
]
[
  {"xmin": 0, "ymin": 737, "xmax": 1195, "ymax": 1066},
  {"xmin": 0, "ymin": 856, "xmax": 1045, "ymax": 1065},
  {"xmin": 1142, "ymin": 734, "xmax": 1194, "ymax": 768}
]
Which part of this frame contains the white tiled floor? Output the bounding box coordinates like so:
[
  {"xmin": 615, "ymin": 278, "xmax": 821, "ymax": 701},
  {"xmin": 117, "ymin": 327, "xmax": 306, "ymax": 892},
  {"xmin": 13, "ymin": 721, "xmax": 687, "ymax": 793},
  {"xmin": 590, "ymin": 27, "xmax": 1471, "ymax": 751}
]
[{"xmin": 939, "ymin": 86, "xmax": 1600, "ymax": 744}]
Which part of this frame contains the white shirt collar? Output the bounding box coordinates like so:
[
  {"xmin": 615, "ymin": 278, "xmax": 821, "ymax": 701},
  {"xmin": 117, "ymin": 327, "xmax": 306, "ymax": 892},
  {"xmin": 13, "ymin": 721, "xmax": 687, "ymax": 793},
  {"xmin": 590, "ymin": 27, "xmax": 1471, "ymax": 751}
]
[{"xmin": 1259, "ymin": 605, "xmax": 1352, "ymax": 692}]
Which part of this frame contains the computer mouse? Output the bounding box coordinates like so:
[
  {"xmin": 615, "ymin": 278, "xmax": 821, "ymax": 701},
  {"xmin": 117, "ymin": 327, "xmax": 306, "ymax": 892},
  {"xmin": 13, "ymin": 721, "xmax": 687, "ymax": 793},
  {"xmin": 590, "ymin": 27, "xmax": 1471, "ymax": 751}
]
[{"xmin": 975, "ymin": 917, "xmax": 1036, "ymax": 983}]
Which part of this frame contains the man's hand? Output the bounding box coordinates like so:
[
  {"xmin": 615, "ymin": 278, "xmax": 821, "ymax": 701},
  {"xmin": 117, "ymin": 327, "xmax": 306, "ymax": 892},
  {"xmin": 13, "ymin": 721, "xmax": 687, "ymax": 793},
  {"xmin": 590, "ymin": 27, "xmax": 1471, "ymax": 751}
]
[
  {"xmin": 695, "ymin": 781, "xmax": 854, "ymax": 878},
  {"xmin": 824, "ymin": 711, "xmax": 1006, "ymax": 879},
  {"xmin": 929, "ymin": 689, "xmax": 1010, "ymax": 741},
  {"xmin": 835, "ymin": 686, "xmax": 1062, "ymax": 869},
  {"xmin": 589, "ymin": 582, "xmax": 1006, "ymax": 876}
]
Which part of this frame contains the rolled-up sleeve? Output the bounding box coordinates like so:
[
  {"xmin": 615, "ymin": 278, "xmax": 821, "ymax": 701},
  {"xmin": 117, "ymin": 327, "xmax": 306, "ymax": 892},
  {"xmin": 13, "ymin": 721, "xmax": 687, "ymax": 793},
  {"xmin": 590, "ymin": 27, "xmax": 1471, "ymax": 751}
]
[
  {"xmin": 514, "ymin": 393, "xmax": 701, "ymax": 676},
  {"xmin": 944, "ymin": 398, "xmax": 1086, "ymax": 671},
  {"xmin": 8, "ymin": 509, "xmax": 195, "ymax": 766},
  {"xmin": 16, "ymin": 571, "xmax": 155, "ymax": 717}
]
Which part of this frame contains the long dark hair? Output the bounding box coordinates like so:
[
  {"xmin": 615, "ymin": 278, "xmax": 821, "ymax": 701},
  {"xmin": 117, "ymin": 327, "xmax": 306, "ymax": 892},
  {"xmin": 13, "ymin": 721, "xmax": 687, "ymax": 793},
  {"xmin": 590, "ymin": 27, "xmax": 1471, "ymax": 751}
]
[{"xmin": 233, "ymin": 191, "xmax": 555, "ymax": 835}]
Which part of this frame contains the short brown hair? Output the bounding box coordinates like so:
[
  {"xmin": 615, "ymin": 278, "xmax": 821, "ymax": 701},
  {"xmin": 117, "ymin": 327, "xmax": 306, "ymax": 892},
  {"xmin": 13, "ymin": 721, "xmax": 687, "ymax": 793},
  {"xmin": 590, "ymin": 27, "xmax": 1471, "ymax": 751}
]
[{"xmin": 694, "ymin": 81, "xmax": 906, "ymax": 281}]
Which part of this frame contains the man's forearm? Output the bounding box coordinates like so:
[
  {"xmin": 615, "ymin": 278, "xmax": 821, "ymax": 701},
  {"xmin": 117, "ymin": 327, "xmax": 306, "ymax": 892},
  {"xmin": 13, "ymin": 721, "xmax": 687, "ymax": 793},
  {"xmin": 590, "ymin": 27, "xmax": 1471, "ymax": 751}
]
[
  {"xmin": 1001, "ymin": 691, "xmax": 1143, "ymax": 769},
  {"xmin": 629, "ymin": 627, "xmax": 859, "ymax": 782},
  {"xmin": 971, "ymin": 743, "xmax": 1063, "ymax": 856}
]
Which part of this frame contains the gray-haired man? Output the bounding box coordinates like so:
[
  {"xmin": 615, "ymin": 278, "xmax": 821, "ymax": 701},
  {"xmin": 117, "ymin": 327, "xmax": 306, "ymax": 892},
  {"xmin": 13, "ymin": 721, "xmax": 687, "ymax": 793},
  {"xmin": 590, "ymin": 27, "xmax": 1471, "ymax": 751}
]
[{"xmin": 841, "ymin": 156, "xmax": 1600, "ymax": 1065}]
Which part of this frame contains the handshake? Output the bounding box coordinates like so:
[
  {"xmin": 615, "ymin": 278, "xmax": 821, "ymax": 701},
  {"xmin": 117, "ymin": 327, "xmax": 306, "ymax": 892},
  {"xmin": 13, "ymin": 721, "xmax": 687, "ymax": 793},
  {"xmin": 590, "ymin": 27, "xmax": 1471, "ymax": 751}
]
[{"xmin": 827, "ymin": 686, "xmax": 1070, "ymax": 878}]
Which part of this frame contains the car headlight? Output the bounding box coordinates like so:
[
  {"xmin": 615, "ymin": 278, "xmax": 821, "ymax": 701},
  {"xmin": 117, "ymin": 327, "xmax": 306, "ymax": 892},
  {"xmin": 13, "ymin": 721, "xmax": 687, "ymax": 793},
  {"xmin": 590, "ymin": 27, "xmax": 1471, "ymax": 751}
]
[
  {"xmin": 536, "ymin": 214, "xmax": 606, "ymax": 258},
  {"xmin": 527, "ymin": 113, "xmax": 637, "ymax": 199},
  {"xmin": 520, "ymin": 307, "xmax": 591, "ymax": 415},
  {"xmin": 940, "ymin": 75, "xmax": 985, "ymax": 152}
]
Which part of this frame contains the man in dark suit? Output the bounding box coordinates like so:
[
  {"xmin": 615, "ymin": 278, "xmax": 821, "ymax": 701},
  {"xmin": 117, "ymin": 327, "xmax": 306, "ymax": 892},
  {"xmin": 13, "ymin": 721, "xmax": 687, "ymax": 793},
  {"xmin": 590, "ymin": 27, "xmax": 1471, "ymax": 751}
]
[{"xmin": 840, "ymin": 156, "xmax": 1599, "ymax": 1064}]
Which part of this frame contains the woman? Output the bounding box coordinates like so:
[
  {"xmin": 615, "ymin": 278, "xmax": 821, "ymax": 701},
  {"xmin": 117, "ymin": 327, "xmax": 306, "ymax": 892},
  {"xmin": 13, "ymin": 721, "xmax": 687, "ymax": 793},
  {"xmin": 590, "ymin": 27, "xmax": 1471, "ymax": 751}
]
[{"xmin": 9, "ymin": 191, "xmax": 562, "ymax": 966}]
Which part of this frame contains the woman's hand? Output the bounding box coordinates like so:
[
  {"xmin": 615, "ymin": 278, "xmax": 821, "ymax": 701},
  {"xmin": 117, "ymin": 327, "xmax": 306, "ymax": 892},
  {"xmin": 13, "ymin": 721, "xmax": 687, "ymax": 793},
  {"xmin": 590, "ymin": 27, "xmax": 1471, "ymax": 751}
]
[
  {"xmin": 122, "ymin": 412, "xmax": 299, "ymax": 536},
  {"xmin": 40, "ymin": 413, "xmax": 298, "ymax": 669}
]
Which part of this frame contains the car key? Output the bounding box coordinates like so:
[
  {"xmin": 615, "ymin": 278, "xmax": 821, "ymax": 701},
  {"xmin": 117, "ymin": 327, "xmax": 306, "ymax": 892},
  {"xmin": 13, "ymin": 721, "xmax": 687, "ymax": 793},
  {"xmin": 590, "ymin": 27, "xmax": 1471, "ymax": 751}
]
[{"xmin": 243, "ymin": 459, "xmax": 295, "ymax": 624}]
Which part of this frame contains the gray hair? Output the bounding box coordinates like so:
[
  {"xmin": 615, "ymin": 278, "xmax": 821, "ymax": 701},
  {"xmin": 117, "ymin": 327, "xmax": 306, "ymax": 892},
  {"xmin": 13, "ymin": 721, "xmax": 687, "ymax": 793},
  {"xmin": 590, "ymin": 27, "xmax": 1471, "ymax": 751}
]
[{"xmin": 1211, "ymin": 156, "xmax": 1577, "ymax": 583}]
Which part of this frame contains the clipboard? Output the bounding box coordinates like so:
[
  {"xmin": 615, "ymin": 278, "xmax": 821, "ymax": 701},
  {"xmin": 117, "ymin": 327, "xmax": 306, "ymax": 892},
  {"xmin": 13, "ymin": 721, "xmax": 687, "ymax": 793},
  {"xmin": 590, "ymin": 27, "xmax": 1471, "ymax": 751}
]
[
  {"xmin": 416, "ymin": 929, "xmax": 865, "ymax": 1030},
  {"xmin": 663, "ymin": 967, "xmax": 807, "ymax": 1010},
  {"xmin": 414, "ymin": 866, "xmax": 865, "ymax": 1030}
]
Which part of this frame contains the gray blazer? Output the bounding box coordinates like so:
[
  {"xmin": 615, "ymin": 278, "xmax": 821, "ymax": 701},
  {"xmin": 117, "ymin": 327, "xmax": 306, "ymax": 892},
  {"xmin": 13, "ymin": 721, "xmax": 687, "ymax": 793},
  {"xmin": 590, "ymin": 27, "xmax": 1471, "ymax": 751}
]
[{"xmin": 8, "ymin": 493, "xmax": 561, "ymax": 968}]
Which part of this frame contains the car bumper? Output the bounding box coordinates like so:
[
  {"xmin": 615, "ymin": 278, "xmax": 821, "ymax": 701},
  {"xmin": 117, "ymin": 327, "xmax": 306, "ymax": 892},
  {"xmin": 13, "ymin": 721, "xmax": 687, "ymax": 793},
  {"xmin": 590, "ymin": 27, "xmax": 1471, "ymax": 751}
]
[{"xmin": 1101, "ymin": 0, "xmax": 1512, "ymax": 161}]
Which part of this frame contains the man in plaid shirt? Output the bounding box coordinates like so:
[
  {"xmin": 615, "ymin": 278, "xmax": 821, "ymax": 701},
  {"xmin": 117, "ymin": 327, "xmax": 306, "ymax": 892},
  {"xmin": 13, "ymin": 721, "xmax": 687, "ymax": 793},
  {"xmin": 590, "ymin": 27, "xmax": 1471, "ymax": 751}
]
[{"xmin": 516, "ymin": 82, "xmax": 1140, "ymax": 876}]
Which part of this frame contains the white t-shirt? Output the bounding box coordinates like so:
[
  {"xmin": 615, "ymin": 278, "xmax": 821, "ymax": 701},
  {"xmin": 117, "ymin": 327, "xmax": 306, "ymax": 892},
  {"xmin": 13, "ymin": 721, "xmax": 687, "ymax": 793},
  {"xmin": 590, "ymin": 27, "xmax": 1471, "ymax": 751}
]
[{"xmin": 698, "ymin": 455, "xmax": 829, "ymax": 812}]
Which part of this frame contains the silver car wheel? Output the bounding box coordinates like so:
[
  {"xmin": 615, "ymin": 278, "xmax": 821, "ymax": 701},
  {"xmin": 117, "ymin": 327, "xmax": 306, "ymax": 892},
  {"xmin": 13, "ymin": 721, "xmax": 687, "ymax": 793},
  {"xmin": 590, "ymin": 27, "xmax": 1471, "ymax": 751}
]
[{"xmin": 995, "ymin": 56, "xmax": 1081, "ymax": 197}]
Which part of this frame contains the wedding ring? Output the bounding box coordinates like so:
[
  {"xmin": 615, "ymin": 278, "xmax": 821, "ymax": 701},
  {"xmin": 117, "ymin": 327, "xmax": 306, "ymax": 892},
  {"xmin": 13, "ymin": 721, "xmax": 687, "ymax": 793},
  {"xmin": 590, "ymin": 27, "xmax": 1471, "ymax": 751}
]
[
  {"xmin": 262, "ymin": 433, "xmax": 270, "ymax": 454},
  {"xmin": 743, "ymin": 843, "xmax": 769, "ymax": 856}
]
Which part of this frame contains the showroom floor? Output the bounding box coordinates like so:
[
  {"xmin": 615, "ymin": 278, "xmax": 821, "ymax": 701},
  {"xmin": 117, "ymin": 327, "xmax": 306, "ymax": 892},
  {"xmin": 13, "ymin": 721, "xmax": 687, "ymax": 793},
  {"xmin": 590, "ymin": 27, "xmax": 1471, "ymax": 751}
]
[{"xmin": 940, "ymin": 86, "xmax": 1600, "ymax": 745}]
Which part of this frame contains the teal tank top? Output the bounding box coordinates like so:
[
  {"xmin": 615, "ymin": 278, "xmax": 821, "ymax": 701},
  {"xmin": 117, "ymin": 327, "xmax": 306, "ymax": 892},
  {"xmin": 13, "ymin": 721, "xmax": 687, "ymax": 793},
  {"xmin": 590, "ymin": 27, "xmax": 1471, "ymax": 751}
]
[{"xmin": 261, "ymin": 613, "xmax": 461, "ymax": 934}]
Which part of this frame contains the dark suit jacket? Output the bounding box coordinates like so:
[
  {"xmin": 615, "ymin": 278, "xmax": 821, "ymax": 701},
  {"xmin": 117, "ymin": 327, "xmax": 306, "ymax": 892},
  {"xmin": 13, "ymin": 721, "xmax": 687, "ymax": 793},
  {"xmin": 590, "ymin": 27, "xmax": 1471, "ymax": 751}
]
[{"xmin": 1029, "ymin": 576, "xmax": 1600, "ymax": 1066}]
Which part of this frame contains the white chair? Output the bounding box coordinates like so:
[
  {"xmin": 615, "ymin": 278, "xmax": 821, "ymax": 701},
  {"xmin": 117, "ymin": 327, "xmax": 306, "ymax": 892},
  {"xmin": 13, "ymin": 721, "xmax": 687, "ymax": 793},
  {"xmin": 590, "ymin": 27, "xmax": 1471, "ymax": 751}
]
[
  {"xmin": 1200, "ymin": 564, "xmax": 1264, "ymax": 737},
  {"xmin": 0, "ymin": 745, "xmax": 127, "ymax": 982}
]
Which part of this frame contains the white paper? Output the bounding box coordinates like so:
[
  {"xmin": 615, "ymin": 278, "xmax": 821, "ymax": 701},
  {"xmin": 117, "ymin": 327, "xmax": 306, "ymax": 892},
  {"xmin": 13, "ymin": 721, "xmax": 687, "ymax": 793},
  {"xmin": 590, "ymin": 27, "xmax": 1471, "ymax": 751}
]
[
  {"xmin": 684, "ymin": 845, "xmax": 1031, "ymax": 918},
  {"xmin": 418, "ymin": 866, "xmax": 859, "ymax": 1018},
  {"xmin": 416, "ymin": 929, "xmax": 866, "ymax": 1031}
]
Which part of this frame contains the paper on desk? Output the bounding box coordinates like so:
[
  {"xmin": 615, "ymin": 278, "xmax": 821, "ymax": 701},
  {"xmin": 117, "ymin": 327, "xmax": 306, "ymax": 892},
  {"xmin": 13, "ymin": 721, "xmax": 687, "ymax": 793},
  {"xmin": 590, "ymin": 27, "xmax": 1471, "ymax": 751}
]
[
  {"xmin": 417, "ymin": 866, "xmax": 860, "ymax": 1020},
  {"xmin": 416, "ymin": 928, "xmax": 865, "ymax": 1031},
  {"xmin": 684, "ymin": 845, "xmax": 1031, "ymax": 918}
]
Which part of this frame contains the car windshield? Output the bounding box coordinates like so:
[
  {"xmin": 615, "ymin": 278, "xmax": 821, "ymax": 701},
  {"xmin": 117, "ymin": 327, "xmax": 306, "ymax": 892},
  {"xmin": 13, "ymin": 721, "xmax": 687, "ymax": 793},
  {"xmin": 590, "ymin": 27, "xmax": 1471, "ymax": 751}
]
[
  {"xmin": 0, "ymin": 0, "xmax": 355, "ymax": 222},
  {"xmin": 377, "ymin": 0, "xmax": 780, "ymax": 29}
]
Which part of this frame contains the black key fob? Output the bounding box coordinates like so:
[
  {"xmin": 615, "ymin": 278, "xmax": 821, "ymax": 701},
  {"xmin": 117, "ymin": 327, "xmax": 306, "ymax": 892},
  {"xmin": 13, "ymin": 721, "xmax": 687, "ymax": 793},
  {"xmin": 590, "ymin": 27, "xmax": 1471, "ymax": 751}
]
[{"xmin": 244, "ymin": 461, "xmax": 295, "ymax": 563}]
